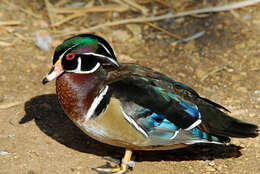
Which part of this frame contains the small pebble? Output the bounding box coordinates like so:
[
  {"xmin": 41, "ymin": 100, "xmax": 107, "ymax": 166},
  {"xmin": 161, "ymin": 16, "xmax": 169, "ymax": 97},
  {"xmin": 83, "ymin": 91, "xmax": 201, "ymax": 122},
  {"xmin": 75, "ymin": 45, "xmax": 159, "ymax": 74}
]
[
  {"xmin": 112, "ymin": 12, "xmax": 119, "ymax": 18},
  {"xmin": 8, "ymin": 134, "xmax": 15, "ymax": 138},
  {"xmin": 227, "ymin": 68, "xmax": 234, "ymax": 72},
  {"xmin": 243, "ymin": 14, "xmax": 251, "ymax": 20},
  {"xmin": 210, "ymin": 168, "xmax": 216, "ymax": 172},
  {"xmin": 208, "ymin": 161, "xmax": 215, "ymax": 166}
]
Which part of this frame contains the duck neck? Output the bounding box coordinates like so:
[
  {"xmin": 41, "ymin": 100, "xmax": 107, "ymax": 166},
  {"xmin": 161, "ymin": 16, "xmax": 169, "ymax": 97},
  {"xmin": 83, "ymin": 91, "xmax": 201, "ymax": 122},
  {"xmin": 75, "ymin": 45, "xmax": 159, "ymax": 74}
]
[{"xmin": 56, "ymin": 70, "xmax": 108, "ymax": 121}]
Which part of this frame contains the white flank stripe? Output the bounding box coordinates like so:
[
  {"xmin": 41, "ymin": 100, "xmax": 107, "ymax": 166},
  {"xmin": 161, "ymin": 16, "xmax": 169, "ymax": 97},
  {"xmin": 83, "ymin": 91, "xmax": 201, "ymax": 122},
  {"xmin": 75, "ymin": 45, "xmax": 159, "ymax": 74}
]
[
  {"xmin": 184, "ymin": 119, "xmax": 202, "ymax": 131},
  {"xmin": 98, "ymin": 42, "xmax": 112, "ymax": 56},
  {"xmin": 170, "ymin": 130, "xmax": 179, "ymax": 140},
  {"xmin": 84, "ymin": 85, "xmax": 109, "ymax": 121},
  {"xmin": 120, "ymin": 106, "xmax": 149, "ymax": 138},
  {"xmin": 185, "ymin": 139, "xmax": 223, "ymax": 145},
  {"xmin": 184, "ymin": 110, "xmax": 202, "ymax": 131}
]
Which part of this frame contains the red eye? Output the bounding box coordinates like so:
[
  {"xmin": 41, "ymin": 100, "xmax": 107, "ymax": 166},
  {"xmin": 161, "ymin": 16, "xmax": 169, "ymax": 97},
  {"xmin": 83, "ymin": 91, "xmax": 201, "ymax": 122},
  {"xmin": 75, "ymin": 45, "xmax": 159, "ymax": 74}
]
[{"xmin": 66, "ymin": 53, "xmax": 75, "ymax": 60}]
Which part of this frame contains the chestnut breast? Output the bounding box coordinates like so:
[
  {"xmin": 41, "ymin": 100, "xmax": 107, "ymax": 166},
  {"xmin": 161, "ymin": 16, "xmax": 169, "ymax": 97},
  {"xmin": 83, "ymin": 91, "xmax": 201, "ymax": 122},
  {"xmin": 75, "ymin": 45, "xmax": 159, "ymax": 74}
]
[{"xmin": 56, "ymin": 73, "xmax": 104, "ymax": 121}]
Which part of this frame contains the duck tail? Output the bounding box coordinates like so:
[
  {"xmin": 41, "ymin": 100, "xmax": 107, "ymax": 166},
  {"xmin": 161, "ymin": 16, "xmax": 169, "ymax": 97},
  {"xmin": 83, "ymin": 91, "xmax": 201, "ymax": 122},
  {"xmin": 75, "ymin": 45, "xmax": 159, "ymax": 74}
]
[{"xmin": 199, "ymin": 105, "xmax": 259, "ymax": 138}]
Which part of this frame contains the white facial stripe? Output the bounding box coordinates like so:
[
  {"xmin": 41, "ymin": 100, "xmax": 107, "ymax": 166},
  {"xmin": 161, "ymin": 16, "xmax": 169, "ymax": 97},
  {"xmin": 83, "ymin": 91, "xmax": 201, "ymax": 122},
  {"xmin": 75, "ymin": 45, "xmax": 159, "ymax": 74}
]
[
  {"xmin": 120, "ymin": 106, "xmax": 149, "ymax": 138},
  {"xmin": 59, "ymin": 43, "xmax": 79, "ymax": 60},
  {"xmin": 67, "ymin": 57, "xmax": 101, "ymax": 74},
  {"xmin": 85, "ymin": 62, "xmax": 101, "ymax": 73},
  {"xmin": 82, "ymin": 52, "xmax": 119, "ymax": 67},
  {"xmin": 84, "ymin": 86, "xmax": 109, "ymax": 121},
  {"xmin": 98, "ymin": 42, "xmax": 112, "ymax": 56},
  {"xmin": 74, "ymin": 56, "xmax": 82, "ymax": 73}
]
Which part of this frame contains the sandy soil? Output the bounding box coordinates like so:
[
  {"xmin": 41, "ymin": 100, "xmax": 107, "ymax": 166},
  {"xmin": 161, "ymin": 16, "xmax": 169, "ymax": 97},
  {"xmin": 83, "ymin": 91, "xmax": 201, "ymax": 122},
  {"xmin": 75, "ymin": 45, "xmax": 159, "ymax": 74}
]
[{"xmin": 0, "ymin": 1, "xmax": 260, "ymax": 174}]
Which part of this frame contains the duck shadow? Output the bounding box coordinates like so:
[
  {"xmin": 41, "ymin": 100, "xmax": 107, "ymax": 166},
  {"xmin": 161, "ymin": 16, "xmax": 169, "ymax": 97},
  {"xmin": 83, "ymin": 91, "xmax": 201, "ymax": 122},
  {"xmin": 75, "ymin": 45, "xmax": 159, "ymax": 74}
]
[{"xmin": 20, "ymin": 94, "xmax": 242, "ymax": 162}]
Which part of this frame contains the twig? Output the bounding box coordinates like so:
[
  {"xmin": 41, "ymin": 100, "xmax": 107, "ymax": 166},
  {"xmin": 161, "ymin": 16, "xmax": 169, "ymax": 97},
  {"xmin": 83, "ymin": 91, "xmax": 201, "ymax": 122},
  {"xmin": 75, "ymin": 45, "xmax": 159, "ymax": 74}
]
[
  {"xmin": 85, "ymin": 0, "xmax": 95, "ymax": 7},
  {"xmin": 98, "ymin": 0, "xmax": 104, "ymax": 6},
  {"xmin": 14, "ymin": 33, "xmax": 28, "ymax": 42},
  {"xmin": 55, "ymin": 5, "xmax": 128, "ymax": 14},
  {"xmin": 201, "ymin": 66, "xmax": 227, "ymax": 81},
  {"xmin": 3, "ymin": 0, "xmax": 41, "ymax": 19},
  {"xmin": 45, "ymin": 0, "xmax": 57, "ymax": 26},
  {"xmin": 112, "ymin": 0, "xmax": 127, "ymax": 6},
  {"xmin": 177, "ymin": 31, "xmax": 205, "ymax": 43},
  {"xmin": 119, "ymin": 0, "xmax": 149, "ymax": 14},
  {"xmin": 155, "ymin": 0, "xmax": 171, "ymax": 8},
  {"xmin": 1, "ymin": 27, "xmax": 29, "ymax": 42},
  {"xmin": 0, "ymin": 21, "xmax": 21, "ymax": 26},
  {"xmin": 146, "ymin": 22, "xmax": 181, "ymax": 40},
  {"xmin": 0, "ymin": 102, "xmax": 22, "ymax": 109},
  {"xmin": 53, "ymin": 0, "xmax": 260, "ymax": 37},
  {"xmin": 0, "ymin": 41, "xmax": 13, "ymax": 47},
  {"xmin": 52, "ymin": 13, "xmax": 84, "ymax": 27},
  {"xmin": 20, "ymin": 7, "xmax": 42, "ymax": 19},
  {"xmin": 54, "ymin": 0, "xmax": 70, "ymax": 7}
]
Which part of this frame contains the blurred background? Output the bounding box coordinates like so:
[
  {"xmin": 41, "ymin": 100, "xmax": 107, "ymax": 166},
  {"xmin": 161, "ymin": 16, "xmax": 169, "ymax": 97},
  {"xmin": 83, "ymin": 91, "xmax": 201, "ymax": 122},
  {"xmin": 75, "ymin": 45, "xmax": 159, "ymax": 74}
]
[{"xmin": 0, "ymin": 0, "xmax": 260, "ymax": 173}]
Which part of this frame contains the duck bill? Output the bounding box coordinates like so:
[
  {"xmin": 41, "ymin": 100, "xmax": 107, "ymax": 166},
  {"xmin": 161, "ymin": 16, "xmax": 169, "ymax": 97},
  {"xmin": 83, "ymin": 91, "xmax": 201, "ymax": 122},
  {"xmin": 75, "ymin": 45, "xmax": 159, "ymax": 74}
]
[{"xmin": 42, "ymin": 59, "xmax": 64, "ymax": 85}]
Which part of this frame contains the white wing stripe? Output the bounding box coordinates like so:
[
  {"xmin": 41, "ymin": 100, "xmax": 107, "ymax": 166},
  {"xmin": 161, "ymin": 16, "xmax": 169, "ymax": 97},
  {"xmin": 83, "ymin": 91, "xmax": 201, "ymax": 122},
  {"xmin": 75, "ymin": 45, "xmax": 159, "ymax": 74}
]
[
  {"xmin": 184, "ymin": 119, "xmax": 202, "ymax": 131},
  {"xmin": 120, "ymin": 106, "xmax": 149, "ymax": 138}
]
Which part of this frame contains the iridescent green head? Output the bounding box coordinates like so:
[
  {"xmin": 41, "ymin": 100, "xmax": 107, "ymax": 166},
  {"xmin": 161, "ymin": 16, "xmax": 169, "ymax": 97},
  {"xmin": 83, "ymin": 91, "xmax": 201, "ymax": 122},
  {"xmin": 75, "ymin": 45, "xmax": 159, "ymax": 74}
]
[{"xmin": 42, "ymin": 34, "xmax": 119, "ymax": 84}]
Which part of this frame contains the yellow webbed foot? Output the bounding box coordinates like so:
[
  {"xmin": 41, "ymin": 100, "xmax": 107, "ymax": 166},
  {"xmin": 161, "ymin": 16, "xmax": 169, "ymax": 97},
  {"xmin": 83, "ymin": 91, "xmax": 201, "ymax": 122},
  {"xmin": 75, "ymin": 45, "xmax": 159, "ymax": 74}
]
[{"xmin": 94, "ymin": 149, "xmax": 133, "ymax": 174}]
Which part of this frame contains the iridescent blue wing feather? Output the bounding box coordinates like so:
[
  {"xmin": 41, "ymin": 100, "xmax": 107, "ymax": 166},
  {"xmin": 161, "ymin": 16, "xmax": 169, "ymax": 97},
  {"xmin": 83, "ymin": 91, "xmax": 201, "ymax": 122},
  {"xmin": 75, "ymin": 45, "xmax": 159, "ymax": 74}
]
[
  {"xmin": 119, "ymin": 100, "xmax": 227, "ymax": 144},
  {"xmin": 107, "ymin": 63, "xmax": 258, "ymax": 140}
]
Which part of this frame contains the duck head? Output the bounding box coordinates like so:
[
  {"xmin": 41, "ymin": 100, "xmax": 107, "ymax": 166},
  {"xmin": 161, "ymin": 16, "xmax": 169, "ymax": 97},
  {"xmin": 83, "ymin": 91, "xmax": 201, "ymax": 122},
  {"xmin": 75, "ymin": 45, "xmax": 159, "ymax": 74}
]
[{"xmin": 42, "ymin": 34, "xmax": 119, "ymax": 84}]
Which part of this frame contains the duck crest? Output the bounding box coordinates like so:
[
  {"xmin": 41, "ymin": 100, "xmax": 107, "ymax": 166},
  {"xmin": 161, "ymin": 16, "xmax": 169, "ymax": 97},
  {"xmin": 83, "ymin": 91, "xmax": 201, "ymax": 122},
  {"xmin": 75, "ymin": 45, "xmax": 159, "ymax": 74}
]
[{"xmin": 56, "ymin": 72, "xmax": 109, "ymax": 121}]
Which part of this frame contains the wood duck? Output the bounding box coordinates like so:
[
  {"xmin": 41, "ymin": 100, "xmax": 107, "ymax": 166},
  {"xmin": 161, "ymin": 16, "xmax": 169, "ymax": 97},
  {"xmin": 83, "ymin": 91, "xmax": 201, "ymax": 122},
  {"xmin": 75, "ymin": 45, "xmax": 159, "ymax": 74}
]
[{"xmin": 42, "ymin": 34, "xmax": 258, "ymax": 174}]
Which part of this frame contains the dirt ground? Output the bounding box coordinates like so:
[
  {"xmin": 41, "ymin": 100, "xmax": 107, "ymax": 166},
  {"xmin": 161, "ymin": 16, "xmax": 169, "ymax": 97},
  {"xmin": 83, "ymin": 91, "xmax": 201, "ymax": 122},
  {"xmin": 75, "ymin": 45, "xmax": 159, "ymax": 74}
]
[{"xmin": 0, "ymin": 0, "xmax": 260, "ymax": 174}]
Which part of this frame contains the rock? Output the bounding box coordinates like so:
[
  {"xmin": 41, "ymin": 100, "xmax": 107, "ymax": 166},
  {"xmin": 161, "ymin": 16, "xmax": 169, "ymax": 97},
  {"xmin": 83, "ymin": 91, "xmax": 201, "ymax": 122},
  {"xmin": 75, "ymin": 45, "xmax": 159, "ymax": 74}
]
[{"xmin": 208, "ymin": 161, "xmax": 215, "ymax": 166}]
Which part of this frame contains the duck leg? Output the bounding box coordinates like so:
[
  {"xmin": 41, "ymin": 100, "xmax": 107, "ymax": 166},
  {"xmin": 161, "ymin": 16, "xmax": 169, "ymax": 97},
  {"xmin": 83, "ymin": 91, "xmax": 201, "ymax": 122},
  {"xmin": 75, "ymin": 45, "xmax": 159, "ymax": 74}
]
[{"xmin": 95, "ymin": 149, "xmax": 133, "ymax": 174}]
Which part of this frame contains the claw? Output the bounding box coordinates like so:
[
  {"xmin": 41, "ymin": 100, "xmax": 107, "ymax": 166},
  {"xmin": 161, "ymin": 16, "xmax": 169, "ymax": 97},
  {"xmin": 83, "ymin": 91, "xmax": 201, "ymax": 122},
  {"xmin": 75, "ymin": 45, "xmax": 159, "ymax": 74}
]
[
  {"xmin": 93, "ymin": 149, "xmax": 133, "ymax": 174},
  {"xmin": 125, "ymin": 160, "xmax": 135, "ymax": 168},
  {"xmin": 103, "ymin": 156, "xmax": 121, "ymax": 165}
]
